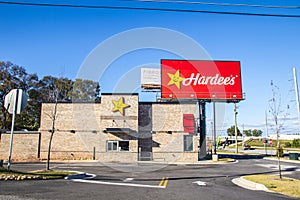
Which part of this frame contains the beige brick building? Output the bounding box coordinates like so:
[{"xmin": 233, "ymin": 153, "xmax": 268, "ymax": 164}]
[{"xmin": 0, "ymin": 93, "xmax": 204, "ymax": 163}]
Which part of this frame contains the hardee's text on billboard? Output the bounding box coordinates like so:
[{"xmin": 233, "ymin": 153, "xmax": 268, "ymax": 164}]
[{"xmin": 161, "ymin": 60, "xmax": 243, "ymax": 100}]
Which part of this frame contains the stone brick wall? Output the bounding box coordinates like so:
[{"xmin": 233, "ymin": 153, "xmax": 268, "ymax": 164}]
[
  {"xmin": 39, "ymin": 103, "xmax": 101, "ymax": 160},
  {"xmin": 152, "ymin": 103, "xmax": 197, "ymax": 132},
  {"xmin": 152, "ymin": 134, "xmax": 199, "ymax": 162},
  {"xmin": 151, "ymin": 103, "xmax": 199, "ymax": 162},
  {"xmin": 0, "ymin": 133, "xmax": 40, "ymax": 161}
]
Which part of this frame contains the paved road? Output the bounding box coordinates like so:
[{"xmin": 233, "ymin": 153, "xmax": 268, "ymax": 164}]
[
  {"xmin": 0, "ymin": 158, "xmax": 299, "ymax": 200},
  {"xmin": 225, "ymin": 148, "xmax": 279, "ymax": 156}
]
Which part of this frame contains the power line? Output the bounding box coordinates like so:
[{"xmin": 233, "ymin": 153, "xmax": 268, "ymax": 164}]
[
  {"xmin": 0, "ymin": 1, "xmax": 300, "ymax": 18},
  {"xmin": 131, "ymin": 0, "xmax": 300, "ymax": 9}
]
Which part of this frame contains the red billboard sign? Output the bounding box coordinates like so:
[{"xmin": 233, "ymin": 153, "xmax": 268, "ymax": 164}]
[{"xmin": 161, "ymin": 60, "xmax": 243, "ymax": 100}]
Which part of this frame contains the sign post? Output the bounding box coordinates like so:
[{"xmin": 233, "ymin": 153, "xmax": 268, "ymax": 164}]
[
  {"xmin": 269, "ymin": 139, "xmax": 273, "ymax": 155},
  {"xmin": 4, "ymin": 89, "xmax": 28, "ymax": 171}
]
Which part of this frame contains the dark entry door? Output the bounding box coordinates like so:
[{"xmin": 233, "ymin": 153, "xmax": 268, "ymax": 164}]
[
  {"xmin": 138, "ymin": 134, "xmax": 152, "ymax": 161},
  {"xmin": 138, "ymin": 103, "xmax": 153, "ymax": 161}
]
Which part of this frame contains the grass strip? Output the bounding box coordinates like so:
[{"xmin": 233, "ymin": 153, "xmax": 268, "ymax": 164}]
[
  {"xmin": 244, "ymin": 175, "xmax": 300, "ymax": 198},
  {"xmin": 0, "ymin": 166, "xmax": 76, "ymax": 180}
]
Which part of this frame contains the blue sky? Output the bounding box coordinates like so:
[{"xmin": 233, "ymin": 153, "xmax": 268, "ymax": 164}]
[{"xmin": 1, "ymin": 0, "xmax": 300, "ymax": 135}]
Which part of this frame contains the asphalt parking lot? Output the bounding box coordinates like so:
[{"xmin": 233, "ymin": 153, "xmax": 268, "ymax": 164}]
[{"xmin": 1, "ymin": 158, "xmax": 299, "ymax": 200}]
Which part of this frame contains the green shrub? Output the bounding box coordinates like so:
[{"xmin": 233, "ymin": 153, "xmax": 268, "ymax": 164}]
[
  {"xmin": 284, "ymin": 142, "xmax": 292, "ymax": 148},
  {"xmin": 291, "ymin": 139, "xmax": 300, "ymax": 148},
  {"xmin": 276, "ymin": 146, "xmax": 284, "ymax": 157}
]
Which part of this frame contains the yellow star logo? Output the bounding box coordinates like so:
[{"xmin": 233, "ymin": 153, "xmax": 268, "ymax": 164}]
[
  {"xmin": 167, "ymin": 70, "xmax": 185, "ymax": 89},
  {"xmin": 112, "ymin": 97, "xmax": 130, "ymax": 115}
]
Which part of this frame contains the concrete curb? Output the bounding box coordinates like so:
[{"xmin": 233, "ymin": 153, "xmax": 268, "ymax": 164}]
[
  {"xmin": 137, "ymin": 159, "xmax": 237, "ymax": 166},
  {"xmin": 263, "ymin": 157, "xmax": 300, "ymax": 164},
  {"xmin": 232, "ymin": 176, "xmax": 271, "ymax": 192}
]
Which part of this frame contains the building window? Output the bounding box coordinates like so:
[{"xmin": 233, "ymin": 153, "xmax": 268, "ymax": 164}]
[
  {"xmin": 106, "ymin": 141, "xmax": 129, "ymax": 152},
  {"xmin": 184, "ymin": 135, "xmax": 193, "ymax": 152},
  {"xmin": 107, "ymin": 141, "xmax": 118, "ymax": 151},
  {"xmin": 119, "ymin": 141, "xmax": 130, "ymax": 151}
]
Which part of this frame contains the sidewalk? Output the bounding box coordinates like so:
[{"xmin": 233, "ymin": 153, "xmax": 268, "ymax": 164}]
[{"xmin": 232, "ymin": 176, "xmax": 271, "ymax": 192}]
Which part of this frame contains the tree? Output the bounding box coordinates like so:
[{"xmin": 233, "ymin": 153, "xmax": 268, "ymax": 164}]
[
  {"xmin": 292, "ymin": 138, "xmax": 300, "ymax": 148},
  {"xmin": 0, "ymin": 61, "xmax": 38, "ymax": 130},
  {"xmin": 0, "ymin": 62, "xmax": 101, "ymax": 130},
  {"xmin": 242, "ymin": 129, "xmax": 263, "ymax": 137},
  {"xmin": 243, "ymin": 129, "xmax": 252, "ymax": 137},
  {"xmin": 72, "ymin": 79, "xmax": 100, "ymax": 102},
  {"xmin": 45, "ymin": 89, "xmax": 58, "ymax": 171},
  {"xmin": 269, "ymin": 80, "xmax": 289, "ymax": 180},
  {"xmin": 39, "ymin": 76, "xmax": 73, "ymax": 170},
  {"xmin": 252, "ymin": 129, "xmax": 263, "ymax": 137},
  {"xmin": 227, "ymin": 125, "xmax": 242, "ymax": 136},
  {"xmin": 37, "ymin": 76, "xmax": 73, "ymax": 103}
]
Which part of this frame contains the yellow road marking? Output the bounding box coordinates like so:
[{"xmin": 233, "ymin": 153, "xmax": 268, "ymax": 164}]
[
  {"xmin": 158, "ymin": 177, "xmax": 169, "ymax": 187},
  {"xmin": 158, "ymin": 177, "xmax": 165, "ymax": 186},
  {"xmin": 163, "ymin": 177, "xmax": 169, "ymax": 187}
]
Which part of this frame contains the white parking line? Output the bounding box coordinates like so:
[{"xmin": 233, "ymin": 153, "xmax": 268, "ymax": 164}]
[
  {"xmin": 64, "ymin": 172, "xmax": 97, "ymax": 180},
  {"xmin": 72, "ymin": 179, "xmax": 166, "ymax": 189},
  {"xmin": 193, "ymin": 181, "xmax": 206, "ymax": 186},
  {"xmin": 123, "ymin": 178, "xmax": 134, "ymax": 182}
]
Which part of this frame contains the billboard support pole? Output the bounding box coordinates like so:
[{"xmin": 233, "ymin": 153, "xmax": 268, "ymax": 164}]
[
  {"xmin": 212, "ymin": 98, "xmax": 217, "ymax": 155},
  {"xmin": 198, "ymin": 101, "xmax": 206, "ymax": 159},
  {"xmin": 234, "ymin": 100, "xmax": 239, "ymax": 154}
]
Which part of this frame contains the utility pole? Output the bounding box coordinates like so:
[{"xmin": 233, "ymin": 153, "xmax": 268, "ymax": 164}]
[
  {"xmin": 234, "ymin": 101, "xmax": 238, "ymax": 154},
  {"xmin": 293, "ymin": 68, "xmax": 300, "ymax": 133},
  {"xmin": 242, "ymin": 123, "xmax": 245, "ymax": 148},
  {"xmin": 265, "ymin": 111, "xmax": 269, "ymax": 137}
]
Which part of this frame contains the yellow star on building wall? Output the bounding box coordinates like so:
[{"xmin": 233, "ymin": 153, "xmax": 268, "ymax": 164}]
[
  {"xmin": 167, "ymin": 70, "xmax": 185, "ymax": 89},
  {"xmin": 112, "ymin": 97, "xmax": 130, "ymax": 115}
]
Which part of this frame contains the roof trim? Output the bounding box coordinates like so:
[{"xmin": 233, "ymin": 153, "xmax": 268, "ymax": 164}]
[
  {"xmin": 101, "ymin": 93, "xmax": 139, "ymax": 96},
  {"xmin": 104, "ymin": 128, "xmax": 133, "ymax": 134}
]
